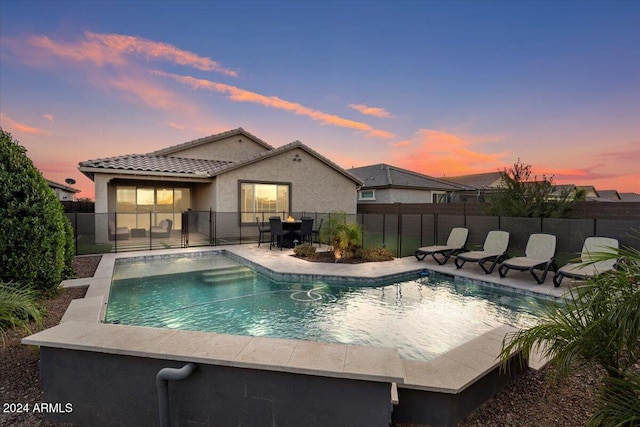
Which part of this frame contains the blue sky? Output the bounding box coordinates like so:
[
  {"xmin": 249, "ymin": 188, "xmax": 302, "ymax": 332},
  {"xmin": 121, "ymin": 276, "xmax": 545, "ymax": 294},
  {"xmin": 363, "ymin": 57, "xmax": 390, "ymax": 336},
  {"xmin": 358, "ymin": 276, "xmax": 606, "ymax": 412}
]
[{"xmin": 1, "ymin": 0, "xmax": 638, "ymax": 198}]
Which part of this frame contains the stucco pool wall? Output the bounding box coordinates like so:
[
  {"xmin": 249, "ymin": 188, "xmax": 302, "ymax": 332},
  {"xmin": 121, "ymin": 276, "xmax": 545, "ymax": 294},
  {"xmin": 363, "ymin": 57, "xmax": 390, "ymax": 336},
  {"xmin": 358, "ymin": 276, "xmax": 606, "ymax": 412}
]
[{"xmin": 24, "ymin": 246, "xmax": 557, "ymax": 427}]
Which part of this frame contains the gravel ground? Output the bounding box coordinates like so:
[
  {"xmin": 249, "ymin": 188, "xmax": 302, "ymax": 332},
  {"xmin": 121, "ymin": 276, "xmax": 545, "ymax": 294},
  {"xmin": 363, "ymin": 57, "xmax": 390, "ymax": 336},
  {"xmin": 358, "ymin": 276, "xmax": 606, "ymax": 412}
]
[{"xmin": 1, "ymin": 255, "xmax": 604, "ymax": 426}]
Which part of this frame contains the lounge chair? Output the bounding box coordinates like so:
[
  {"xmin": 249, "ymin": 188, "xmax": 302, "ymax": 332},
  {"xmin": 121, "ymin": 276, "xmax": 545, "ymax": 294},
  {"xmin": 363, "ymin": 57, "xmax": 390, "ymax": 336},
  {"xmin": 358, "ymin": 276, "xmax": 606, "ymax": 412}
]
[
  {"xmin": 454, "ymin": 230, "xmax": 510, "ymax": 274},
  {"xmin": 108, "ymin": 220, "xmax": 130, "ymax": 241},
  {"xmin": 498, "ymin": 233, "xmax": 558, "ymax": 284},
  {"xmin": 151, "ymin": 219, "xmax": 173, "ymax": 238},
  {"xmin": 552, "ymin": 237, "xmax": 619, "ymax": 287},
  {"xmin": 414, "ymin": 227, "xmax": 469, "ymax": 265}
]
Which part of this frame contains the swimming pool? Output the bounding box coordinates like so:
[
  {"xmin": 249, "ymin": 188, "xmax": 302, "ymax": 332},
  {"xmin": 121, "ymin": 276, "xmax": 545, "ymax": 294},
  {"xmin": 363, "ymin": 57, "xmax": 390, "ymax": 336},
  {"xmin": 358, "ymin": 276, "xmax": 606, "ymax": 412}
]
[{"xmin": 106, "ymin": 253, "xmax": 548, "ymax": 361}]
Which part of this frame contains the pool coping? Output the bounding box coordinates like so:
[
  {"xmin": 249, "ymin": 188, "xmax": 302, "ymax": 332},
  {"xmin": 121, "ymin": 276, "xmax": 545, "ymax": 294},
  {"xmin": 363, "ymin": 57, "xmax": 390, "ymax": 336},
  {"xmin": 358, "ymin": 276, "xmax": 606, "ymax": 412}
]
[{"xmin": 24, "ymin": 245, "xmax": 559, "ymax": 395}]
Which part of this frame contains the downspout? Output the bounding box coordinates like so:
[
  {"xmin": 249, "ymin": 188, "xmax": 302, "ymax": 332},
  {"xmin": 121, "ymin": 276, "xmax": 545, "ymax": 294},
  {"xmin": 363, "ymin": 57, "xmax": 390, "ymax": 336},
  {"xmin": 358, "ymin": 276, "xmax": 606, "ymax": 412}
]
[{"xmin": 157, "ymin": 363, "xmax": 196, "ymax": 427}]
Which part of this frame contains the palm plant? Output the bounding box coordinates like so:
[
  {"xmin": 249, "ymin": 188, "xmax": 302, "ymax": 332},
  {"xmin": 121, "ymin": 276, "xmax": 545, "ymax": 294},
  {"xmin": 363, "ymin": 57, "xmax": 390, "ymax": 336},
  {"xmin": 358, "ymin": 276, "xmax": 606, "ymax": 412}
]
[
  {"xmin": 0, "ymin": 282, "xmax": 44, "ymax": 347},
  {"xmin": 319, "ymin": 212, "xmax": 362, "ymax": 260},
  {"xmin": 499, "ymin": 244, "xmax": 640, "ymax": 426}
]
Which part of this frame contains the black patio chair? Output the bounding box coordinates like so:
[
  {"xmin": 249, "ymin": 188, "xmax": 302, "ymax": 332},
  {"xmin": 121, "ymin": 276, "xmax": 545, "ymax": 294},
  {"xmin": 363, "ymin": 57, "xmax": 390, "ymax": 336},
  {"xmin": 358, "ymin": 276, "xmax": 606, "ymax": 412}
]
[
  {"xmin": 269, "ymin": 216, "xmax": 286, "ymax": 250},
  {"xmin": 295, "ymin": 217, "xmax": 314, "ymax": 245},
  {"xmin": 256, "ymin": 217, "xmax": 271, "ymax": 247},
  {"xmin": 312, "ymin": 218, "xmax": 323, "ymax": 247}
]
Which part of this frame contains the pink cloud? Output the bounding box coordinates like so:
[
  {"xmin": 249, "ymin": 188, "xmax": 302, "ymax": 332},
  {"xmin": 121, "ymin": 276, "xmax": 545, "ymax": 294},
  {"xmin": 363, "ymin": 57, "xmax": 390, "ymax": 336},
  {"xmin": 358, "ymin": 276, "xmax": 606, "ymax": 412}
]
[
  {"xmin": 0, "ymin": 114, "xmax": 48, "ymax": 135},
  {"xmin": 43, "ymin": 114, "xmax": 55, "ymax": 124},
  {"xmin": 390, "ymin": 129, "xmax": 507, "ymax": 177},
  {"xmin": 167, "ymin": 122, "xmax": 186, "ymax": 130},
  {"xmin": 12, "ymin": 31, "xmax": 237, "ymax": 76},
  {"xmin": 156, "ymin": 71, "xmax": 397, "ymax": 139},
  {"xmin": 108, "ymin": 75, "xmax": 196, "ymax": 112},
  {"xmin": 348, "ymin": 104, "xmax": 393, "ymax": 118}
]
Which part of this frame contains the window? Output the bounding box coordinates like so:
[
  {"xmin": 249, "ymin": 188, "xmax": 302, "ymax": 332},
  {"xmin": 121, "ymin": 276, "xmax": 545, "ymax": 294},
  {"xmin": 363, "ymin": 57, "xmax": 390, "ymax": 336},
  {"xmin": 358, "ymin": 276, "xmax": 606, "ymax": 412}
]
[
  {"xmin": 115, "ymin": 186, "xmax": 191, "ymax": 230},
  {"xmin": 432, "ymin": 192, "xmax": 448, "ymax": 203},
  {"xmin": 240, "ymin": 182, "xmax": 290, "ymax": 223},
  {"xmin": 358, "ymin": 189, "xmax": 375, "ymax": 201}
]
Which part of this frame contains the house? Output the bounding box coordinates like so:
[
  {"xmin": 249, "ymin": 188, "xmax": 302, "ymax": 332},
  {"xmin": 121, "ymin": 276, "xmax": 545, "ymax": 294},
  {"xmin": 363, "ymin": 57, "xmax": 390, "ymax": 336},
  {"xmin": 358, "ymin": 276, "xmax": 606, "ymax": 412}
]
[
  {"xmin": 79, "ymin": 128, "xmax": 362, "ymax": 242},
  {"xmin": 597, "ymin": 190, "xmax": 622, "ymax": 201},
  {"xmin": 620, "ymin": 192, "xmax": 640, "ymax": 202},
  {"xmin": 441, "ymin": 172, "xmax": 504, "ymax": 202},
  {"xmin": 47, "ymin": 179, "xmax": 81, "ymax": 201},
  {"xmin": 347, "ymin": 163, "xmax": 468, "ymax": 204}
]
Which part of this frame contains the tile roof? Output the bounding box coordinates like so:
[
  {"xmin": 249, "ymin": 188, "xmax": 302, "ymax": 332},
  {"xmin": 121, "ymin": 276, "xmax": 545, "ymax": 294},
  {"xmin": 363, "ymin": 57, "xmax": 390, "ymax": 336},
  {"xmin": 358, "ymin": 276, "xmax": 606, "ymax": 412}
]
[
  {"xmin": 151, "ymin": 127, "xmax": 272, "ymax": 156},
  {"xmin": 78, "ymin": 136, "xmax": 361, "ymax": 185},
  {"xmin": 79, "ymin": 154, "xmax": 233, "ymax": 176},
  {"xmin": 348, "ymin": 164, "xmax": 468, "ymax": 190},
  {"xmin": 46, "ymin": 179, "xmax": 80, "ymax": 193}
]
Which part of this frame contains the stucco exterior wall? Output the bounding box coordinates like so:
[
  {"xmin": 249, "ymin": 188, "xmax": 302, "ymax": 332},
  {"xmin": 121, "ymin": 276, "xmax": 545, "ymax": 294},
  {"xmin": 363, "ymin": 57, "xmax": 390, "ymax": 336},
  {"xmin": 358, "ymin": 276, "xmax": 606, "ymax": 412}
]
[
  {"xmin": 168, "ymin": 136, "xmax": 269, "ymax": 162},
  {"xmin": 192, "ymin": 182, "xmax": 216, "ymax": 211},
  {"xmin": 366, "ymin": 188, "xmax": 434, "ymax": 204},
  {"xmin": 214, "ymin": 148, "xmax": 358, "ymax": 214}
]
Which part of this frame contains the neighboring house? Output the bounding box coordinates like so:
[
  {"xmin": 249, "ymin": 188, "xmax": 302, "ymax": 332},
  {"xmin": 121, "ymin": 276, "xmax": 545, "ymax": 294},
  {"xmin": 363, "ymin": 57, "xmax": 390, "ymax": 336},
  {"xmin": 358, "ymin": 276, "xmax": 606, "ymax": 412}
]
[
  {"xmin": 442, "ymin": 172, "xmax": 504, "ymax": 202},
  {"xmin": 347, "ymin": 163, "xmax": 468, "ymax": 204},
  {"xmin": 578, "ymin": 186, "xmax": 601, "ymax": 201},
  {"xmin": 79, "ymin": 128, "xmax": 362, "ymax": 241},
  {"xmin": 597, "ymin": 190, "xmax": 622, "ymax": 201},
  {"xmin": 47, "ymin": 179, "xmax": 81, "ymax": 201},
  {"xmin": 620, "ymin": 192, "xmax": 640, "ymax": 202}
]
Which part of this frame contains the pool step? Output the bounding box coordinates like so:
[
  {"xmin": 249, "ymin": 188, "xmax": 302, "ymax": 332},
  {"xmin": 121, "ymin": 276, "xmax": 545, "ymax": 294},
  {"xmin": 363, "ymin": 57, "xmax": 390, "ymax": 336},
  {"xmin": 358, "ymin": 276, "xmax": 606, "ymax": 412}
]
[{"xmin": 201, "ymin": 266, "xmax": 255, "ymax": 285}]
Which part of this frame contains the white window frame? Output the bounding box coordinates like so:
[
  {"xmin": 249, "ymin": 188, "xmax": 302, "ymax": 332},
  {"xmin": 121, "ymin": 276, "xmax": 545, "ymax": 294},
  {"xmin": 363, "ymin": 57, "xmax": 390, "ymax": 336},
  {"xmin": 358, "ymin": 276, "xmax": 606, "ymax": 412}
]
[{"xmin": 358, "ymin": 189, "xmax": 376, "ymax": 201}]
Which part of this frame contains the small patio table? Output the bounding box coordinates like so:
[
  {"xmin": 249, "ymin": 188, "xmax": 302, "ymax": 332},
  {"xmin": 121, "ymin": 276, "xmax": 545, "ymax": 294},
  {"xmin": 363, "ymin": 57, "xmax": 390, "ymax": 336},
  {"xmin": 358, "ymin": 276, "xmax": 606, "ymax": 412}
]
[{"xmin": 281, "ymin": 220, "xmax": 302, "ymax": 248}]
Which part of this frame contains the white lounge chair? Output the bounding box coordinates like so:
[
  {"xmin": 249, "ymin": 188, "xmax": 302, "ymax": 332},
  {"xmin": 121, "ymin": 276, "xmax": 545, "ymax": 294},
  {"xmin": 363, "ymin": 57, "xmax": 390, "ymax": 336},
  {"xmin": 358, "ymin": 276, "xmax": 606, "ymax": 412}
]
[
  {"xmin": 414, "ymin": 227, "xmax": 469, "ymax": 265},
  {"xmin": 498, "ymin": 233, "xmax": 558, "ymax": 284},
  {"xmin": 552, "ymin": 237, "xmax": 619, "ymax": 287},
  {"xmin": 454, "ymin": 230, "xmax": 510, "ymax": 274}
]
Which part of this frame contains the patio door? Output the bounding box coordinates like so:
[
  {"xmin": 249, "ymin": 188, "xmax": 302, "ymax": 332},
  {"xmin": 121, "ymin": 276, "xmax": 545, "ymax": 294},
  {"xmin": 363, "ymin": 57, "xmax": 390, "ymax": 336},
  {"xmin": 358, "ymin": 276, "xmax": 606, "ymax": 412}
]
[{"xmin": 116, "ymin": 186, "xmax": 190, "ymax": 231}]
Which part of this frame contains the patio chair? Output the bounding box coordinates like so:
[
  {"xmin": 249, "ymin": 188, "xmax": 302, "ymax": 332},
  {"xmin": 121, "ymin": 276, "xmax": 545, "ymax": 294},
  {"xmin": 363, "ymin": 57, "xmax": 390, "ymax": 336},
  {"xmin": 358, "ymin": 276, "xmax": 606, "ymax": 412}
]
[
  {"xmin": 256, "ymin": 217, "xmax": 271, "ymax": 247},
  {"xmin": 498, "ymin": 233, "xmax": 558, "ymax": 284},
  {"xmin": 454, "ymin": 230, "xmax": 510, "ymax": 274},
  {"xmin": 414, "ymin": 227, "xmax": 469, "ymax": 265},
  {"xmin": 151, "ymin": 219, "xmax": 173, "ymax": 238},
  {"xmin": 295, "ymin": 217, "xmax": 314, "ymax": 245},
  {"xmin": 552, "ymin": 237, "xmax": 619, "ymax": 287},
  {"xmin": 108, "ymin": 220, "xmax": 130, "ymax": 241},
  {"xmin": 269, "ymin": 216, "xmax": 286, "ymax": 250},
  {"xmin": 312, "ymin": 218, "xmax": 323, "ymax": 247}
]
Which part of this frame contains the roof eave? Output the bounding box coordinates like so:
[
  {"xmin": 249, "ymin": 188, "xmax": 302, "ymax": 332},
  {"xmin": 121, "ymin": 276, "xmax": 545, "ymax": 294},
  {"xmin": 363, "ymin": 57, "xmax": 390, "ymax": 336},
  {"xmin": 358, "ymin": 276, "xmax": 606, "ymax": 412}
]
[{"xmin": 77, "ymin": 167, "xmax": 213, "ymax": 182}]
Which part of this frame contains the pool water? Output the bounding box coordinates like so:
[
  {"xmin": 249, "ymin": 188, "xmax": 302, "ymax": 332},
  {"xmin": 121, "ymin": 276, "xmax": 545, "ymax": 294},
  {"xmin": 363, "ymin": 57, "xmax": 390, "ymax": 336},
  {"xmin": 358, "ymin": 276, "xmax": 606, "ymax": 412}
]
[{"xmin": 106, "ymin": 254, "xmax": 548, "ymax": 361}]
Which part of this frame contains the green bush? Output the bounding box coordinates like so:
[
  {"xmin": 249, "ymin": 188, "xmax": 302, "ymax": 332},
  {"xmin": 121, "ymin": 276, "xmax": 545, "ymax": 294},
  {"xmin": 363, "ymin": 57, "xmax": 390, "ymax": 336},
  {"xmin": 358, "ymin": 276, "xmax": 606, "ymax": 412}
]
[
  {"xmin": 0, "ymin": 128, "xmax": 74, "ymax": 294},
  {"xmin": 355, "ymin": 247, "xmax": 394, "ymax": 262},
  {"xmin": 0, "ymin": 282, "xmax": 44, "ymax": 346},
  {"xmin": 293, "ymin": 243, "xmax": 316, "ymax": 258},
  {"xmin": 319, "ymin": 213, "xmax": 362, "ymax": 259}
]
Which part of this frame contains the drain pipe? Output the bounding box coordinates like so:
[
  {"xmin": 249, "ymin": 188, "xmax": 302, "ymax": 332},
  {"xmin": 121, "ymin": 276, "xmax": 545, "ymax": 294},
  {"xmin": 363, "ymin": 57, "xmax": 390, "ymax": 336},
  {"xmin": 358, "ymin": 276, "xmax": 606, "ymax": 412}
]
[{"xmin": 157, "ymin": 363, "xmax": 196, "ymax": 427}]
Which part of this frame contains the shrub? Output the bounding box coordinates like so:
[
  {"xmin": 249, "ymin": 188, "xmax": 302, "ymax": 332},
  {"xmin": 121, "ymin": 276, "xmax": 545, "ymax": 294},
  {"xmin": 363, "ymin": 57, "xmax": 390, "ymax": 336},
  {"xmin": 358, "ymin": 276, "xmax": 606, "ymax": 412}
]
[
  {"xmin": 500, "ymin": 243, "xmax": 640, "ymax": 425},
  {"xmin": 0, "ymin": 128, "xmax": 74, "ymax": 294},
  {"xmin": 0, "ymin": 282, "xmax": 44, "ymax": 346},
  {"xmin": 293, "ymin": 243, "xmax": 316, "ymax": 258},
  {"xmin": 319, "ymin": 213, "xmax": 362, "ymax": 259},
  {"xmin": 355, "ymin": 247, "xmax": 394, "ymax": 262}
]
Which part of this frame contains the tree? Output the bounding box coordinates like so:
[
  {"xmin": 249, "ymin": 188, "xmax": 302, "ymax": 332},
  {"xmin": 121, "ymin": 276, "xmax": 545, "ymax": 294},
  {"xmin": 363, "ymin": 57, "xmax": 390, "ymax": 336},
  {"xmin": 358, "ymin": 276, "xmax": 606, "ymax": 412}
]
[
  {"xmin": 485, "ymin": 159, "xmax": 585, "ymax": 218},
  {"xmin": 499, "ymin": 244, "xmax": 640, "ymax": 425},
  {"xmin": 0, "ymin": 128, "xmax": 74, "ymax": 294}
]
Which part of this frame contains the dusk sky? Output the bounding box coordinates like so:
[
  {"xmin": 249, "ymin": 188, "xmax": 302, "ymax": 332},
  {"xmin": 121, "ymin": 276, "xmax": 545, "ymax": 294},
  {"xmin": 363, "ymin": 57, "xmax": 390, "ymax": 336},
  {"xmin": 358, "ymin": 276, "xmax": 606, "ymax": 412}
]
[{"xmin": 1, "ymin": 0, "xmax": 639, "ymax": 199}]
